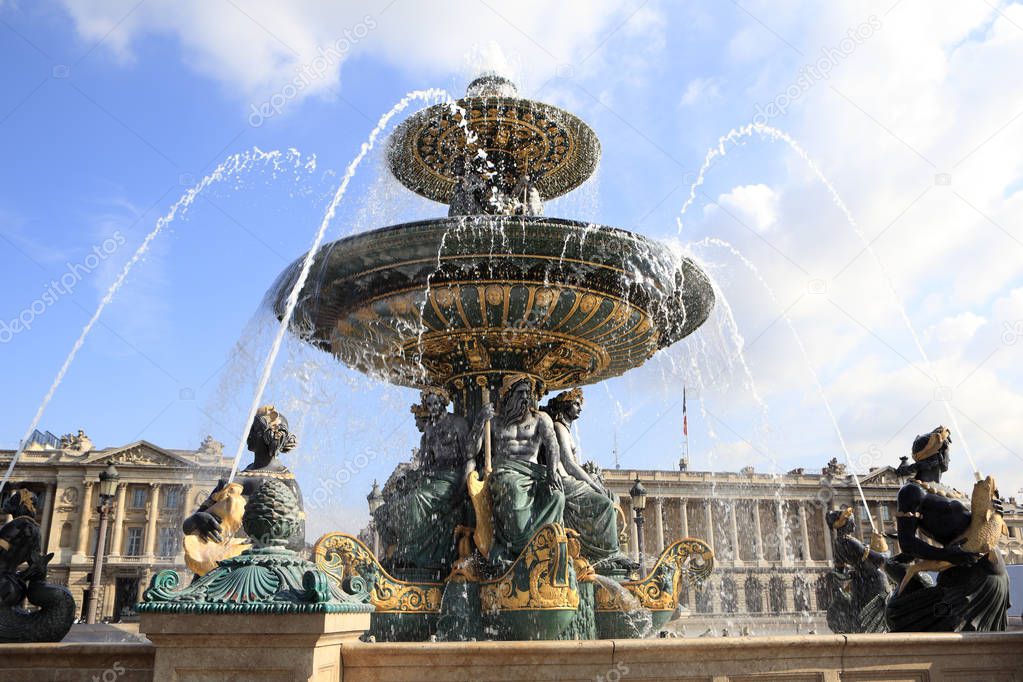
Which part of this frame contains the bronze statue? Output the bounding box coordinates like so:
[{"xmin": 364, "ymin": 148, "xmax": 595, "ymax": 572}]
[
  {"xmin": 0, "ymin": 489, "xmax": 74, "ymax": 642},
  {"xmin": 823, "ymin": 507, "xmax": 892, "ymax": 633},
  {"xmin": 478, "ymin": 374, "xmax": 565, "ymax": 561},
  {"xmin": 542, "ymin": 388, "xmax": 631, "ymax": 568},
  {"xmin": 370, "ymin": 389, "xmax": 484, "ymax": 574},
  {"xmin": 182, "ymin": 405, "xmax": 304, "ymax": 575},
  {"xmin": 885, "ymin": 426, "xmax": 1010, "ymax": 631}
]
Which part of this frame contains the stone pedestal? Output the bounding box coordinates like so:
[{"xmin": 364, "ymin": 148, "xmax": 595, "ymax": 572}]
[{"xmin": 140, "ymin": 611, "xmax": 370, "ymax": 682}]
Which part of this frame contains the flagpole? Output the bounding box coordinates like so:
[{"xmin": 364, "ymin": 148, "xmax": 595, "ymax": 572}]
[{"xmin": 682, "ymin": 386, "xmax": 689, "ymax": 469}]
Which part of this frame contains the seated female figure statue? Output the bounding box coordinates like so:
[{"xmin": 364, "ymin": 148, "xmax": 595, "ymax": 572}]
[
  {"xmin": 885, "ymin": 426, "xmax": 1009, "ymax": 631},
  {"xmin": 541, "ymin": 388, "xmax": 633, "ymax": 569},
  {"xmin": 824, "ymin": 507, "xmax": 893, "ymax": 633},
  {"xmin": 182, "ymin": 405, "xmax": 303, "ymax": 575},
  {"xmin": 372, "ymin": 388, "xmax": 484, "ymax": 575}
]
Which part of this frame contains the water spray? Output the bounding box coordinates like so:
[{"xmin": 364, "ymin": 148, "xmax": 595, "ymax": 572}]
[
  {"xmin": 228, "ymin": 89, "xmax": 451, "ymax": 482},
  {"xmin": 678, "ymin": 123, "xmax": 981, "ymax": 482},
  {"xmin": 0, "ymin": 149, "xmax": 308, "ymax": 497},
  {"xmin": 697, "ymin": 237, "xmax": 879, "ymax": 532}
]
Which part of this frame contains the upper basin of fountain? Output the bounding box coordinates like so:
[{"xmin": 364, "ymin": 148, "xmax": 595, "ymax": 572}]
[{"xmin": 387, "ymin": 76, "xmax": 600, "ymax": 205}]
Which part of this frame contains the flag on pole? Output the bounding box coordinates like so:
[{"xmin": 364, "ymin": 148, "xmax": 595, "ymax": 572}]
[{"xmin": 682, "ymin": 387, "xmax": 688, "ymax": 436}]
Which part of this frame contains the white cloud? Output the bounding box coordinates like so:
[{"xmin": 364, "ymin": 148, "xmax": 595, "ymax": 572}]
[
  {"xmin": 679, "ymin": 76, "xmax": 721, "ymax": 107},
  {"xmin": 710, "ymin": 184, "xmax": 780, "ymax": 232},
  {"xmin": 59, "ymin": 1, "xmax": 638, "ymax": 104},
  {"xmin": 925, "ymin": 311, "xmax": 986, "ymax": 347}
]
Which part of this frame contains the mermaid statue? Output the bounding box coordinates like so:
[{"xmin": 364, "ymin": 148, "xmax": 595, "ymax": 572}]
[
  {"xmin": 823, "ymin": 507, "xmax": 892, "ymax": 633},
  {"xmin": 182, "ymin": 405, "xmax": 304, "ymax": 575},
  {"xmin": 884, "ymin": 426, "xmax": 1010, "ymax": 631},
  {"xmin": 0, "ymin": 489, "xmax": 74, "ymax": 642}
]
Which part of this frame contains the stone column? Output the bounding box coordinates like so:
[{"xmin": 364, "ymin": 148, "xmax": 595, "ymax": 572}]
[
  {"xmin": 652, "ymin": 497, "xmax": 665, "ymax": 554},
  {"xmin": 874, "ymin": 503, "xmax": 886, "ymax": 534},
  {"xmin": 753, "ymin": 500, "xmax": 765, "ymax": 562},
  {"xmin": 775, "ymin": 500, "xmax": 789, "ymax": 566},
  {"xmin": 144, "ymin": 483, "xmax": 161, "ymax": 557},
  {"xmin": 798, "ymin": 504, "xmax": 811, "ymax": 563},
  {"xmin": 109, "ymin": 483, "xmax": 127, "ymax": 555},
  {"xmin": 175, "ymin": 485, "xmax": 189, "ymax": 563},
  {"xmin": 822, "ymin": 505, "xmax": 834, "ymax": 562},
  {"xmin": 39, "ymin": 483, "xmax": 56, "ymax": 552},
  {"xmin": 729, "ymin": 502, "xmax": 740, "ymax": 565},
  {"xmin": 704, "ymin": 500, "xmax": 715, "ymax": 550},
  {"xmin": 74, "ymin": 481, "xmax": 95, "ymax": 557},
  {"xmin": 625, "ymin": 500, "xmax": 638, "ymax": 561},
  {"xmin": 679, "ymin": 498, "xmax": 689, "ymax": 537}
]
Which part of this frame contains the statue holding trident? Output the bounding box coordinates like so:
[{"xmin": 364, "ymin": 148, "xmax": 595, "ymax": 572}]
[{"xmin": 476, "ymin": 374, "xmax": 565, "ymax": 563}]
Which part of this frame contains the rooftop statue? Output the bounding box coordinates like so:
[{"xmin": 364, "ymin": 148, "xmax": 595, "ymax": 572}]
[
  {"xmin": 884, "ymin": 426, "xmax": 1010, "ymax": 631},
  {"xmin": 0, "ymin": 489, "xmax": 74, "ymax": 642}
]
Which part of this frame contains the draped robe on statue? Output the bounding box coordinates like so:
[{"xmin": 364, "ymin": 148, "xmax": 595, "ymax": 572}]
[
  {"xmin": 490, "ymin": 458, "xmax": 565, "ymax": 559},
  {"xmin": 562, "ymin": 477, "xmax": 619, "ymax": 562},
  {"xmin": 374, "ymin": 465, "xmax": 465, "ymax": 571}
]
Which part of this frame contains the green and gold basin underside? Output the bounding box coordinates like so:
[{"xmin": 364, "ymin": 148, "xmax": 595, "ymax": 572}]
[{"xmin": 271, "ymin": 216, "xmax": 714, "ymax": 398}]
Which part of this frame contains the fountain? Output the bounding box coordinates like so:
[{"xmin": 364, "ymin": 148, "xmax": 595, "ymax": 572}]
[{"xmin": 262, "ymin": 74, "xmax": 716, "ymax": 641}]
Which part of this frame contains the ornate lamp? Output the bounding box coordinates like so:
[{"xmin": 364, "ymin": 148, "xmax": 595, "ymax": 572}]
[
  {"xmin": 630, "ymin": 477, "xmax": 647, "ymax": 569},
  {"xmin": 86, "ymin": 462, "xmax": 119, "ymax": 624},
  {"xmin": 98, "ymin": 463, "xmax": 120, "ymax": 500}
]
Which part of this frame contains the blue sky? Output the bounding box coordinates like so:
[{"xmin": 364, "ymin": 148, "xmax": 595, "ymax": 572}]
[{"xmin": 2, "ymin": 1, "xmax": 1022, "ymax": 536}]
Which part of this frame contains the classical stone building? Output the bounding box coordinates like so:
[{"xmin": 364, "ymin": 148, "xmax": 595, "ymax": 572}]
[
  {"xmin": 603, "ymin": 459, "xmax": 1023, "ymax": 631},
  {"xmin": 0, "ymin": 429, "xmax": 230, "ymax": 621}
]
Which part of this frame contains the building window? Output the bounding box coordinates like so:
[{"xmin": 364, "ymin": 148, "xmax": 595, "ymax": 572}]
[
  {"xmin": 769, "ymin": 577, "xmax": 786, "ymax": 613},
  {"xmin": 880, "ymin": 504, "xmax": 891, "ymax": 522},
  {"xmin": 794, "ymin": 577, "xmax": 811, "ymax": 612},
  {"xmin": 125, "ymin": 527, "xmax": 144, "ymax": 556},
  {"xmin": 158, "ymin": 526, "xmax": 180, "ymax": 557},
  {"xmin": 815, "ymin": 575, "xmax": 832, "ymax": 611},
  {"xmin": 162, "ymin": 487, "xmax": 183, "ymax": 510},
  {"xmin": 59, "ymin": 521, "xmax": 73, "ymax": 548},
  {"xmin": 744, "ymin": 576, "xmax": 763, "ymax": 613},
  {"xmin": 720, "ymin": 577, "xmax": 738, "ymax": 614},
  {"xmin": 695, "ymin": 584, "xmax": 714, "ymax": 613},
  {"xmin": 130, "ymin": 487, "xmax": 148, "ymax": 509}
]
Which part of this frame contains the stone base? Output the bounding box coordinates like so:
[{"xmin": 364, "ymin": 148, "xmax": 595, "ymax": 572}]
[
  {"xmin": 339, "ymin": 632, "xmax": 1023, "ymax": 681},
  {"xmin": 0, "ymin": 642, "xmax": 153, "ymax": 682},
  {"xmin": 139, "ymin": 611, "xmax": 370, "ymax": 682},
  {"xmin": 2, "ymin": 631, "xmax": 1021, "ymax": 680}
]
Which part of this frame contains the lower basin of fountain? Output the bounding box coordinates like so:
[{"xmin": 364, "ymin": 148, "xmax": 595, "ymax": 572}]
[{"xmin": 312, "ymin": 524, "xmax": 714, "ymax": 644}]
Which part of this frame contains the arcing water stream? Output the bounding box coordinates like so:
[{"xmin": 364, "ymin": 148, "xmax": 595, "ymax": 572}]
[
  {"xmin": 0, "ymin": 148, "xmax": 312, "ymax": 496},
  {"xmin": 676, "ymin": 122, "xmax": 980, "ymax": 479},
  {"xmin": 695, "ymin": 236, "xmax": 878, "ymax": 531},
  {"xmin": 228, "ymin": 89, "xmax": 451, "ymax": 482}
]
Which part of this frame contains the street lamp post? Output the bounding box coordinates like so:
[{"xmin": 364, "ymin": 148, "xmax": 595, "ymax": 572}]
[
  {"xmin": 86, "ymin": 463, "xmax": 119, "ymax": 624},
  {"xmin": 630, "ymin": 476, "xmax": 647, "ymax": 570},
  {"xmin": 367, "ymin": 480, "xmax": 383, "ymax": 556}
]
